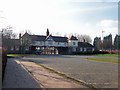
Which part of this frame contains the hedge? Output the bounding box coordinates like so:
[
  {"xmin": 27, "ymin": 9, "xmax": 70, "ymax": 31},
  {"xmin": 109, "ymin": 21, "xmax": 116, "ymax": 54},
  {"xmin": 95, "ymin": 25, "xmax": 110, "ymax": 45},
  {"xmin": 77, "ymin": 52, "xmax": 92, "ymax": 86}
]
[{"xmin": 72, "ymin": 51, "xmax": 109, "ymax": 55}]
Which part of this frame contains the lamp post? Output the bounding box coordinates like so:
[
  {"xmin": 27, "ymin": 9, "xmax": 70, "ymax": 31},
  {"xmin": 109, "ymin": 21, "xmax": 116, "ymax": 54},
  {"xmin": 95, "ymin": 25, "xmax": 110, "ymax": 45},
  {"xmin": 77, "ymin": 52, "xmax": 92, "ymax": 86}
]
[{"xmin": 102, "ymin": 30, "xmax": 105, "ymax": 51}]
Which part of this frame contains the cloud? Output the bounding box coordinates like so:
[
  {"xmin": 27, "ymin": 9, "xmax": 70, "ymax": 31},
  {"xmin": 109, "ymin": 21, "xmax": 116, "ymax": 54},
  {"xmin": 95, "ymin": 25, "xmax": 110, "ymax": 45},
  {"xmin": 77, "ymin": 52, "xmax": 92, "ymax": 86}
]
[
  {"xmin": 67, "ymin": 5, "xmax": 116, "ymax": 14},
  {"xmin": 96, "ymin": 19, "xmax": 118, "ymax": 39},
  {"xmin": 100, "ymin": 20, "xmax": 118, "ymax": 28},
  {"xmin": 65, "ymin": 0, "xmax": 119, "ymax": 2},
  {"xmin": 0, "ymin": 0, "xmax": 118, "ymax": 44}
]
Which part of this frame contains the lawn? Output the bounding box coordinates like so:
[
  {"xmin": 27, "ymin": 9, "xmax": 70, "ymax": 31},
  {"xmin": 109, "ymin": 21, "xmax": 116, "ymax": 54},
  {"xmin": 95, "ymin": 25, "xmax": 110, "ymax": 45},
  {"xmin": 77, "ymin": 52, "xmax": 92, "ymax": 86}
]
[
  {"xmin": 87, "ymin": 57, "xmax": 119, "ymax": 63},
  {"xmin": 7, "ymin": 54, "xmax": 31, "ymax": 57},
  {"xmin": 96, "ymin": 54, "xmax": 119, "ymax": 57},
  {"xmin": 7, "ymin": 54, "xmax": 40, "ymax": 58}
]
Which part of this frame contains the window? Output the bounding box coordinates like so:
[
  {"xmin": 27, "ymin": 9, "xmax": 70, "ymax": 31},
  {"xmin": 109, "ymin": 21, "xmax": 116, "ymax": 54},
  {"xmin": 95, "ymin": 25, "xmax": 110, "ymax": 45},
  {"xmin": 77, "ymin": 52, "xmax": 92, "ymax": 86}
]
[
  {"xmin": 73, "ymin": 42, "xmax": 76, "ymax": 45},
  {"xmin": 48, "ymin": 41, "xmax": 52, "ymax": 45},
  {"xmin": 65, "ymin": 43, "xmax": 67, "ymax": 46},
  {"xmin": 80, "ymin": 48, "xmax": 82, "ymax": 52},
  {"xmin": 73, "ymin": 47, "xmax": 76, "ymax": 52},
  {"xmin": 40, "ymin": 42, "xmax": 43, "ymax": 45},
  {"xmin": 84, "ymin": 48, "xmax": 86, "ymax": 52},
  {"xmin": 35, "ymin": 41, "xmax": 40, "ymax": 45},
  {"xmin": 25, "ymin": 47, "xmax": 29, "ymax": 51},
  {"xmin": 11, "ymin": 47, "xmax": 14, "ymax": 51}
]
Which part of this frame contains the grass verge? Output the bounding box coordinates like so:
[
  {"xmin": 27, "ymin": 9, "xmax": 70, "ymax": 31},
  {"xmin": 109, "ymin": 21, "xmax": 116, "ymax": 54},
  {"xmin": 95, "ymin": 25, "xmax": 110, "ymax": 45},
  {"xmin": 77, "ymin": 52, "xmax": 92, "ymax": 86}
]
[
  {"xmin": 7, "ymin": 54, "xmax": 24, "ymax": 57},
  {"xmin": 87, "ymin": 58, "xmax": 119, "ymax": 63},
  {"xmin": 7, "ymin": 54, "xmax": 35, "ymax": 57},
  {"xmin": 95, "ymin": 54, "xmax": 119, "ymax": 57}
]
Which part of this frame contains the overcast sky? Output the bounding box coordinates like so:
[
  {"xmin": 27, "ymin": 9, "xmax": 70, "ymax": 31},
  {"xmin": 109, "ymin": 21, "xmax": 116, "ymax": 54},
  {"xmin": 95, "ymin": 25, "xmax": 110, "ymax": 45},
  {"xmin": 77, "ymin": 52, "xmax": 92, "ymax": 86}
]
[{"xmin": 0, "ymin": 0, "xmax": 119, "ymax": 43}]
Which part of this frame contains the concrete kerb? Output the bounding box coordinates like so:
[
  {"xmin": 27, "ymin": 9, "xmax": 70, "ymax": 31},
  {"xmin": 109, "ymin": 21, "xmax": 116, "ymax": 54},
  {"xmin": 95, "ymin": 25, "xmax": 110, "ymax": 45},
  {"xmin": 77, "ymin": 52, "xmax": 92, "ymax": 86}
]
[
  {"xmin": 28, "ymin": 60, "xmax": 97, "ymax": 90},
  {"xmin": 17, "ymin": 60, "xmax": 46, "ymax": 89}
]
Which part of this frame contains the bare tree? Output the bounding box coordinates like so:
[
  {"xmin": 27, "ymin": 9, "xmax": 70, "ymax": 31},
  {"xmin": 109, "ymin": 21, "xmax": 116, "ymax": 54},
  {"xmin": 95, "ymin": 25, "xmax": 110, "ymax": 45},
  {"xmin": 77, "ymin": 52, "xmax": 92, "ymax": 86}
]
[
  {"xmin": 1, "ymin": 26, "xmax": 18, "ymax": 50},
  {"xmin": 11, "ymin": 33, "xmax": 17, "ymax": 39},
  {"xmin": 77, "ymin": 34, "xmax": 92, "ymax": 43},
  {"xmin": 19, "ymin": 29, "xmax": 32, "ymax": 36},
  {"xmin": 2, "ymin": 28, "xmax": 17, "ymax": 39},
  {"xmin": 26, "ymin": 29, "xmax": 32, "ymax": 35},
  {"xmin": 68, "ymin": 33, "xmax": 73, "ymax": 39}
]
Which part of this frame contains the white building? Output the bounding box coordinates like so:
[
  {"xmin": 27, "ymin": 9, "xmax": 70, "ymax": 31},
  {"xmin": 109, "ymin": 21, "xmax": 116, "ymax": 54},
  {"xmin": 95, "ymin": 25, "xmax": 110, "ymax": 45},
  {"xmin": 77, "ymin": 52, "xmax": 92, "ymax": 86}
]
[
  {"xmin": 20, "ymin": 29, "xmax": 94, "ymax": 54},
  {"xmin": 68, "ymin": 35, "xmax": 78, "ymax": 52}
]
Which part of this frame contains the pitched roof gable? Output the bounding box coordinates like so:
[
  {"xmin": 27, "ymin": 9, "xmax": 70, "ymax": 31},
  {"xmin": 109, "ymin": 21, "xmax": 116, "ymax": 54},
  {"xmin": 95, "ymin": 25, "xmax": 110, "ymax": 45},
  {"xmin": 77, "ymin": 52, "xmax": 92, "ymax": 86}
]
[{"xmin": 69, "ymin": 35, "xmax": 78, "ymax": 40}]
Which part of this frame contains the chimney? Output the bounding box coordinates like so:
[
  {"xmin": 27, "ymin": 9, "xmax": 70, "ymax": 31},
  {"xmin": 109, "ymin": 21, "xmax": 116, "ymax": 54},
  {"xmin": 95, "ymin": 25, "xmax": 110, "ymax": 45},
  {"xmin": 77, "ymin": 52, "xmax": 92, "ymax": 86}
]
[
  {"xmin": 83, "ymin": 39, "xmax": 85, "ymax": 42},
  {"xmin": 46, "ymin": 28, "xmax": 49, "ymax": 36},
  {"xmin": 19, "ymin": 33, "xmax": 21, "ymax": 39}
]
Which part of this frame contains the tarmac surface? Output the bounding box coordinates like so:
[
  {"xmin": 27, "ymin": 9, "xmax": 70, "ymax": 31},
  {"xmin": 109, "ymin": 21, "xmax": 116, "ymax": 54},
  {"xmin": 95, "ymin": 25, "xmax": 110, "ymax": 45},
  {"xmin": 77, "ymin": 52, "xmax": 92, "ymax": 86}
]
[
  {"xmin": 20, "ymin": 60, "xmax": 88, "ymax": 88},
  {"xmin": 2, "ymin": 58, "xmax": 41, "ymax": 88},
  {"xmin": 2, "ymin": 57, "xmax": 89, "ymax": 89},
  {"xmin": 22, "ymin": 55, "xmax": 118, "ymax": 88}
]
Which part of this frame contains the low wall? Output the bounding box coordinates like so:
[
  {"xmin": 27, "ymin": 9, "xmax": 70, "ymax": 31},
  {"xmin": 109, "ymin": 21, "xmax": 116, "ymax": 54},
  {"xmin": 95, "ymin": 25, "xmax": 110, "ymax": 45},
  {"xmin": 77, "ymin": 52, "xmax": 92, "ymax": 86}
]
[{"xmin": 0, "ymin": 47, "xmax": 7, "ymax": 81}]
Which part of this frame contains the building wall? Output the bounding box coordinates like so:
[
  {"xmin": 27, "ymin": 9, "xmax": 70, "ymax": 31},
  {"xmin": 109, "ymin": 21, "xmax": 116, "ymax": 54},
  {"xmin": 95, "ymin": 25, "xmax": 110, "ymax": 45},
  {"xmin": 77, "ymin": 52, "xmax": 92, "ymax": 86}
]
[
  {"xmin": 31, "ymin": 41, "xmax": 45, "ymax": 46},
  {"xmin": 45, "ymin": 40, "xmax": 56, "ymax": 47},
  {"xmin": 30, "ymin": 40, "xmax": 68, "ymax": 47},
  {"xmin": 8, "ymin": 46, "xmax": 21, "ymax": 54},
  {"xmin": 55, "ymin": 42, "xmax": 68, "ymax": 47},
  {"xmin": 77, "ymin": 47, "xmax": 95, "ymax": 52},
  {"xmin": 68, "ymin": 40, "xmax": 78, "ymax": 47},
  {"xmin": 20, "ymin": 33, "xmax": 95, "ymax": 54},
  {"xmin": 68, "ymin": 40, "xmax": 78, "ymax": 53}
]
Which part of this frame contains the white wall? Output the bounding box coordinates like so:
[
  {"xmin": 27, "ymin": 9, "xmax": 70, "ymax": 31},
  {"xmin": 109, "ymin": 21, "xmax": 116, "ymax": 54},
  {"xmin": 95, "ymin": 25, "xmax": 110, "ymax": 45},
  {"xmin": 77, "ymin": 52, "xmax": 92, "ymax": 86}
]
[
  {"xmin": 68, "ymin": 40, "xmax": 78, "ymax": 47},
  {"xmin": 55, "ymin": 42, "xmax": 68, "ymax": 47},
  {"xmin": 45, "ymin": 41, "xmax": 55, "ymax": 46},
  {"xmin": 35, "ymin": 41, "xmax": 44, "ymax": 46},
  {"xmin": 45, "ymin": 41, "xmax": 68, "ymax": 47},
  {"xmin": 31, "ymin": 40, "xmax": 68, "ymax": 47}
]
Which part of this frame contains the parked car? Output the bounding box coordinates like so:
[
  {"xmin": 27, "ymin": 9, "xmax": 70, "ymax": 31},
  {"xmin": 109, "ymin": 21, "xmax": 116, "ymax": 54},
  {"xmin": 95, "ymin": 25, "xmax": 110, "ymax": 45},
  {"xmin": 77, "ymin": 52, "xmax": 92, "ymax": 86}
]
[{"xmin": 33, "ymin": 50, "xmax": 43, "ymax": 55}]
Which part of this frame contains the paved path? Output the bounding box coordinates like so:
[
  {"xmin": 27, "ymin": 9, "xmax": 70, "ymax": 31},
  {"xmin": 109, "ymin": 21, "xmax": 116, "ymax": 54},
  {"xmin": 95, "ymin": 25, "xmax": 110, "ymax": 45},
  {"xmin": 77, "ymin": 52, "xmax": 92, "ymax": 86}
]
[
  {"xmin": 20, "ymin": 60, "xmax": 88, "ymax": 88},
  {"xmin": 22, "ymin": 55, "xmax": 118, "ymax": 88},
  {"xmin": 2, "ymin": 58, "xmax": 41, "ymax": 88}
]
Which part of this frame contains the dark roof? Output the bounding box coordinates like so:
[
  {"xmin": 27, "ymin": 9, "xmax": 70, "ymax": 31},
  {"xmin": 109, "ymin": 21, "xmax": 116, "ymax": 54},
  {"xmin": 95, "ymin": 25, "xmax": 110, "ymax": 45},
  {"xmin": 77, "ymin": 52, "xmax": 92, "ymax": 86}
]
[
  {"xmin": 22, "ymin": 32, "xmax": 29, "ymax": 37},
  {"xmin": 69, "ymin": 35, "xmax": 78, "ymax": 40},
  {"xmin": 52, "ymin": 36, "xmax": 68, "ymax": 42},
  {"xmin": 30, "ymin": 35, "xmax": 68, "ymax": 42},
  {"xmin": 30, "ymin": 35, "xmax": 46, "ymax": 41},
  {"xmin": 78, "ymin": 42, "xmax": 94, "ymax": 47}
]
